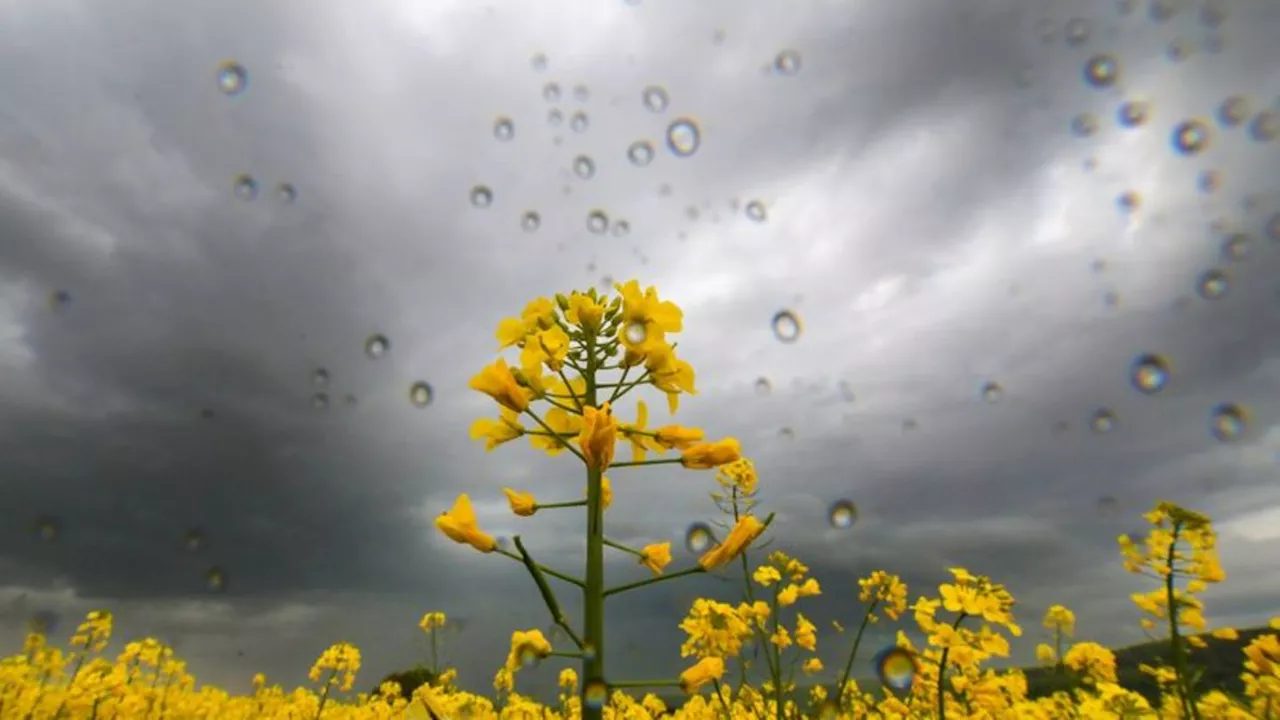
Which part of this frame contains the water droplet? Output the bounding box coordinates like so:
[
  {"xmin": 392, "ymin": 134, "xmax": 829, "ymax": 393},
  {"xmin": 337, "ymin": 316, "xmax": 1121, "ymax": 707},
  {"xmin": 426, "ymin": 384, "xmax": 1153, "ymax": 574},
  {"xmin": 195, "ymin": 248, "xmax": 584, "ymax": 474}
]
[
  {"xmin": 641, "ymin": 85, "xmax": 669, "ymax": 113},
  {"xmin": 1172, "ymin": 120, "xmax": 1211, "ymax": 155},
  {"xmin": 627, "ymin": 140, "xmax": 655, "ymax": 167},
  {"xmin": 312, "ymin": 392, "xmax": 330, "ymax": 410},
  {"xmin": 623, "ymin": 321, "xmax": 647, "ymax": 345},
  {"xmin": 1083, "ymin": 54, "xmax": 1120, "ymax": 88},
  {"xmin": 1065, "ymin": 18, "xmax": 1093, "ymax": 46},
  {"xmin": 48, "ymin": 290, "xmax": 72, "ymax": 311},
  {"xmin": 343, "ymin": 394, "xmax": 358, "ymax": 408},
  {"xmin": 409, "ymin": 382, "xmax": 434, "ymax": 408},
  {"xmin": 1197, "ymin": 170, "xmax": 1221, "ymax": 194},
  {"xmin": 184, "ymin": 529, "xmax": 204, "ymax": 552},
  {"xmin": 365, "ymin": 334, "xmax": 390, "ymax": 359},
  {"xmin": 838, "ymin": 380, "xmax": 856, "ymax": 403},
  {"xmin": 745, "ymin": 200, "xmax": 767, "ymax": 222},
  {"xmin": 611, "ymin": 219, "xmax": 630, "ymax": 237},
  {"xmin": 572, "ymin": 84, "xmax": 590, "ymax": 102},
  {"xmin": 1208, "ymin": 403, "xmax": 1247, "ymax": 442},
  {"xmin": 1117, "ymin": 100, "xmax": 1149, "ymax": 127},
  {"xmin": 586, "ymin": 210, "xmax": 609, "ymax": 235},
  {"xmin": 573, "ymin": 155, "xmax": 595, "ymax": 179},
  {"xmin": 771, "ymin": 310, "xmax": 801, "ymax": 343},
  {"xmin": 1249, "ymin": 111, "xmax": 1279, "ymax": 142},
  {"xmin": 1266, "ymin": 212, "xmax": 1280, "ymax": 242},
  {"xmin": 980, "ymin": 381, "xmax": 1003, "ymax": 403},
  {"xmin": 684, "ymin": 523, "xmax": 714, "ymax": 553},
  {"xmin": 215, "ymin": 61, "xmax": 248, "ymax": 96},
  {"xmin": 493, "ymin": 116, "xmax": 515, "ymax": 141},
  {"xmin": 778, "ymin": 426, "xmax": 795, "ymax": 441},
  {"xmin": 312, "ymin": 368, "xmax": 329, "ymax": 387},
  {"xmin": 531, "ymin": 54, "xmax": 548, "ymax": 72},
  {"xmin": 1222, "ymin": 233, "xmax": 1251, "ymax": 261},
  {"xmin": 469, "ymin": 185, "xmax": 493, "ymax": 208},
  {"xmin": 582, "ymin": 644, "xmax": 598, "ymax": 662},
  {"xmin": 583, "ymin": 679, "xmax": 609, "ymax": 709},
  {"xmin": 1090, "ymin": 408, "xmax": 1117, "ymax": 434},
  {"xmin": 1117, "ymin": 191, "xmax": 1141, "ymax": 212},
  {"xmin": 1201, "ymin": 0, "xmax": 1228, "ymax": 27},
  {"xmin": 902, "ymin": 418, "xmax": 918, "ymax": 432},
  {"xmin": 1217, "ymin": 96, "xmax": 1250, "ymax": 127},
  {"xmin": 1035, "ymin": 18, "xmax": 1057, "ymax": 43},
  {"xmin": 520, "ymin": 211, "xmax": 541, "ymax": 232},
  {"xmin": 205, "ymin": 567, "xmax": 227, "ymax": 592},
  {"xmin": 1149, "ymin": 0, "xmax": 1179, "ymax": 21},
  {"xmin": 754, "ymin": 377, "xmax": 771, "ymax": 395},
  {"xmin": 1070, "ymin": 113, "xmax": 1099, "ymax": 138},
  {"xmin": 1103, "ymin": 290, "xmax": 1120, "ymax": 308},
  {"xmin": 665, "ymin": 118, "xmax": 702, "ymax": 157},
  {"xmin": 1166, "ymin": 38, "xmax": 1194, "ymax": 62},
  {"xmin": 33, "ymin": 516, "xmax": 60, "ymax": 542},
  {"xmin": 542, "ymin": 82, "xmax": 561, "ymax": 102},
  {"xmin": 1129, "ymin": 354, "xmax": 1171, "ymax": 395},
  {"xmin": 1196, "ymin": 269, "xmax": 1229, "ymax": 300},
  {"xmin": 232, "ymin": 174, "xmax": 258, "ymax": 201},
  {"xmin": 1097, "ymin": 495, "xmax": 1120, "ymax": 515},
  {"xmin": 774, "ymin": 49, "xmax": 802, "ymax": 75},
  {"xmin": 516, "ymin": 643, "xmax": 541, "ymax": 668},
  {"xmin": 874, "ymin": 646, "xmax": 917, "ymax": 694},
  {"xmin": 547, "ymin": 109, "xmax": 563, "ymax": 127},
  {"xmin": 828, "ymin": 500, "xmax": 857, "ymax": 529},
  {"xmin": 569, "ymin": 111, "xmax": 589, "ymax": 133}
]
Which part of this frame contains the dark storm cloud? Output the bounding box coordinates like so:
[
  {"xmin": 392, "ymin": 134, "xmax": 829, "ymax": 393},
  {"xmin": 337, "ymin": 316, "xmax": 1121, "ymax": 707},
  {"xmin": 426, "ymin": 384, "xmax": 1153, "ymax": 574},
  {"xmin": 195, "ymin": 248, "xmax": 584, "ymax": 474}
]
[{"xmin": 2, "ymin": 0, "xmax": 1279, "ymax": 699}]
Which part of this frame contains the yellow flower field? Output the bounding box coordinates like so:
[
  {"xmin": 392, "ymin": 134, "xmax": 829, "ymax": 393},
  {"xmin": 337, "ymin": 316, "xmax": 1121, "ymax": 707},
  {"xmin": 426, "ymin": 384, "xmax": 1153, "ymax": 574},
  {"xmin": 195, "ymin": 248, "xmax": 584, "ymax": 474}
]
[{"xmin": 3, "ymin": 282, "xmax": 1279, "ymax": 719}]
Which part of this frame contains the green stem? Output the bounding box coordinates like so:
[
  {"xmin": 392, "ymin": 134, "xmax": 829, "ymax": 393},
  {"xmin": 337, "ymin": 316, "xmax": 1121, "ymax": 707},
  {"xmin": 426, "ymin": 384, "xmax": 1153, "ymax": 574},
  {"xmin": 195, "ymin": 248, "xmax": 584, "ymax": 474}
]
[
  {"xmin": 582, "ymin": 333, "xmax": 606, "ymax": 720},
  {"xmin": 555, "ymin": 365, "xmax": 583, "ymax": 411},
  {"xmin": 538, "ymin": 500, "xmax": 589, "ymax": 510},
  {"xmin": 1165, "ymin": 521, "xmax": 1202, "ymax": 720},
  {"xmin": 602, "ymin": 537, "xmax": 646, "ymax": 558},
  {"xmin": 603, "ymin": 566, "xmax": 706, "ymax": 597},
  {"xmin": 936, "ymin": 613, "xmax": 967, "ymax": 720},
  {"xmin": 711, "ymin": 678, "xmax": 733, "ymax": 720},
  {"xmin": 313, "ymin": 670, "xmax": 335, "ymax": 719},
  {"xmin": 430, "ymin": 628, "xmax": 438, "ymax": 676},
  {"xmin": 548, "ymin": 651, "xmax": 585, "ymax": 659},
  {"xmin": 604, "ymin": 366, "xmax": 630, "ymax": 404},
  {"xmin": 496, "ymin": 548, "xmax": 585, "ymax": 588},
  {"xmin": 523, "ymin": 409, "xmax": 588, "ymax": 464},
  {"xmin": 513, "ymin": 537, "xmax": 585, "ymax": 650},
  {"xmin": 835, "ymin": 600, "xmax": 878, "ymax": 708},
  {"xmin": 608, "ymin": 458, "xmax": 684, "ymax": 469}
]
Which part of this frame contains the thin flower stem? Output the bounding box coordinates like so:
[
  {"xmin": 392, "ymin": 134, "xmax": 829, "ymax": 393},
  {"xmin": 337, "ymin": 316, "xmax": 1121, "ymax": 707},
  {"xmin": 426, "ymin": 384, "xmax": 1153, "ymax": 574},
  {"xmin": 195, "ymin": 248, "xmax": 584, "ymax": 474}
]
[
  {"xmin": 548, "ymin": 651, "xmax": 584, "ymax": 659},
  {"xmin": 555, "ymin": 365, "xmax": 583, "ymax": 411},
  {"xmin": 523, "ymin": 409, "xmax": 588, "ymax": 464},
  {"xmin": 538, "ymin": 500, "xmax": 588, "ymax": 510},
  {"xmin": 836, "ymin": 600, "xmax": 878, "ymax": 709},
  {"xmin": 936, "ymin": 613, "xmax": 968, "ymax": 720},
  {"xmin": 602, "ymin": 537, "xmax": 646, "ymax": 558},
  {"xmin": 609, "ymin": 458, "xmax": 684, "ymax": 469},
  {"xmin": 512, "ymin": 537, "xmax": 585, "ymax": 650},
  {"xmin": 1166, "ymin": 521, "xmax": 1202, "ymax": 720},
  {"xmin": 496, "ymin": 548, "xmax": 585, "ymax": 588},
  {"xmin": 603, "ymin": 566, "xmax": 706, "ymax": 597}
]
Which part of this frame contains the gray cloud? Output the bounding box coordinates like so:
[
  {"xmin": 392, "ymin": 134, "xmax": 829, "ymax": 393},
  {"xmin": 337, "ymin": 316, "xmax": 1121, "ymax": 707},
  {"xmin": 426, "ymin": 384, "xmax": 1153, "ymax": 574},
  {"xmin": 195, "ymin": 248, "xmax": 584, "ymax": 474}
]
[{"xmin": 2, "ymin": 0, "xmax": 1279, "ymax": 704}]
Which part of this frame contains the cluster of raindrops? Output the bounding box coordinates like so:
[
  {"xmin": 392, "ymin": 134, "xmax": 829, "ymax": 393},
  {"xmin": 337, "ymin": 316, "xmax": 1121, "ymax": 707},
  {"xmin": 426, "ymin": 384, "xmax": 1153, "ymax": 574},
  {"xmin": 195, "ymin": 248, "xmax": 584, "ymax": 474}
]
[{"xmin": 215, "ymin": 63, "xmax": 298, "ymax": 203}]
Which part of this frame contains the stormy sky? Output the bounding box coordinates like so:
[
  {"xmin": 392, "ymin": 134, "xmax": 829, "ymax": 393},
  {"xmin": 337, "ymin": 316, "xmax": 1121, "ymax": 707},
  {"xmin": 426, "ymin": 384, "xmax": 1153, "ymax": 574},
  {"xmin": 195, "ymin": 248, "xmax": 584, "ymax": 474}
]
[{"xmin": 2, "ymin": 0, "xmax": 1279, "ymax": 703}]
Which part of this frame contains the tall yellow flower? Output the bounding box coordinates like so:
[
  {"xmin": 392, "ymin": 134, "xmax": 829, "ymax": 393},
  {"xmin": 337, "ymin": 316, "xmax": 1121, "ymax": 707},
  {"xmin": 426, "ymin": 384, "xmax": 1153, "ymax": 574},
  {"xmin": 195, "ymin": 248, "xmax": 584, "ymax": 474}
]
[{"xmin": 435, "ymin": 494, "xmax": 497, "ymax": 553}]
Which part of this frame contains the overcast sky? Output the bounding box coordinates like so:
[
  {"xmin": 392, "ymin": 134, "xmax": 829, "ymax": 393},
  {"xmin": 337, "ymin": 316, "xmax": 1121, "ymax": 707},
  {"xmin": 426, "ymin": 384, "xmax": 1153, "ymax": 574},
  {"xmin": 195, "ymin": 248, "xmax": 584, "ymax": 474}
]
[{"xmin": 2, "ymin": 0, "xmax": 1279, "ymax": 703}]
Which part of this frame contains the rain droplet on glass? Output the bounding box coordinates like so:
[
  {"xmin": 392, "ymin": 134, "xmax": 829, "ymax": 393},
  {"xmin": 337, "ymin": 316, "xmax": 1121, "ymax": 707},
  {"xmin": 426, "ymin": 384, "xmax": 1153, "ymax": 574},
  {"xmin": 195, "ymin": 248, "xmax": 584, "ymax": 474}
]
[
  {"xmin": 627, "ymin": 140, "xmax": 655, "ymax": 167},
  {"xmin": 771, "ymin": 310, "xmax": 801, "ymax": 343},
  {"xmin": 215, "ymin": 61, "xmax": 248, "ymax": 96},
  {"xmin": 665, "ymin": 118, "xmax": 702, "ymax": 157},
  {"xmin": 469, "ymin": 185, "xmax": 493, "ymax": 208},
  {"xmin": 641, "ymin": 85, "xmax": 669, "ymax": 113},
  {"xmin": 586, "ymin": 210, "xmax": 609, "ymax": 235},
  {"xmin": 365, "ymin": 334, "xmax": 390, "ymax": 359},
  {"xmin": 1129, "ymin": 354, "xmax": 1171, "ymax": 395},
  {"xmin": 493, "ymin": 116, "xmax": 515, "ymax": 141},
  {"xmin": 409, "ymin": 382, "xmax": 433, "ymax": 408}
]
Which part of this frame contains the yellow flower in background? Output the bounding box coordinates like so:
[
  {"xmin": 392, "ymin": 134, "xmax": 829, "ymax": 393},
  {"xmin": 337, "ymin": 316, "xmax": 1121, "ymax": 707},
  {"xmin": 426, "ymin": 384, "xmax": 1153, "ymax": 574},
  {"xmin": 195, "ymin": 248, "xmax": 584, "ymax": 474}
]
[
  {"xmin": 678, "ymin": 656, "xmax": 724, "ymax": 694},
  {"xmin": 1211, "ymin": 627, "xmax": 1239, "ymax": 641},
  {"xmin": 638, "ymin": 542, "xmax": 672, "ymax": 575},
  {"xmin": 1036, "ymin": 643, "xmax": 1057, "ymax": 664},
  {"xmin": 578, "ymin": 403, "xmax": 618, "ymax": 471},
  {"xmin": 469, "ymin": 358, "xmax": 531, "ymax": 413},
  {"xmin": 698, "ymin": 514, "xmax": 766, "ymax": 570},
  {"xmin": 418, "ymin": 612, "xmax": 447, "ymax": 632},
  {"xmin": 680, "ymin": 437, "xmax": 741, "ymax": 469},
  {"xmin": 435, "ymin": 494, "xmax": 497, "ymax": 553},
  {"xmin": 503, "ymin": 488, "xmax": 537, "ymax": 517},
  {"xmin": 506, "ymin": 629, "xmax": 552, "ymax": 671},
  {"xmin": 1043, "ymin": 604, "xmax": 1076, "ymax": 637},
  {"xmin": 308, "ymin": 642, "xmax": 362, "ymax": 692}
]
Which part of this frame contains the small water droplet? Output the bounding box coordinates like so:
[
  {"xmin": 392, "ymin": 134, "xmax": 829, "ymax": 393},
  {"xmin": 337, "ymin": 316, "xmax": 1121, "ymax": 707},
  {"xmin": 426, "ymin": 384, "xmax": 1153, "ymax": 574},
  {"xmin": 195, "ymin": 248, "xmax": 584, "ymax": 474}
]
[
  {"xmin": 516, "ymin": 642, "xmax": 541, "ymax": 668},
  {"xmin": 184, "ymin": 529, "xmax": 205, "ymax": 552},
  {"xmin": 745, "ymin": 200, "xmax": 767, "ymax": 222},
  {"xmin": 828, "ymin": 500, "xmax": 857, "ymax": 529},
  {"xmin": 1129, "ymin": 354, "xmax": 1171, "ymax": 394},
  {"xmin": 48, "ymin": 290, "xmax": 72, "ymax": 311},
  {"xmin": 1097, "ymin": 495, "xmax": 1120, "ymax": 515},
  {"xmin": 1117, "ymin": 100, "xmax": 1149, "ymax": 127},
  {"xmin": 531, "ymin": 53, "xmax": 548, "ymax": 72},
  {"xmin": 1083, "ymin": 54, "xmax": 1120, "ymax": 88},
  {"xmin": 641, "ymin": 85, "xmax": 669, "ymax": 113},
  {"xmin": 1071, "ymin": 113, "xmax": 1099, "ymax": 137},
  {"xmin": 1117, "ymin": 191, "xmax": 1141, "ymax": 212},
  {"xmin": 1090, "ymin": 408, "xmax": 1117, "ymax": 434},
  {"xmin": 1149, "ymin": 0, "xmax": 1179, "ymax": 22},
  {"xmin": 1065, "ymin": 17, "xmax": 1093, "ymax": 46},
  {"xmin": 572, "ymin": 84, "xmax": 590, "ymax": 102},
  {"xmin": 205, "ymin": 567, "xmax": 227, "ymax": 592},
  {"xmin": 1208, "ymin": 403, "xmax": 1247, "ymax": 442},
  {"xmin": 542, "ymin": 82, "xmax": 561, "ymax": 102},
  {"xmin": 1200, "ymin": 0, "xmax": 1228, "ymax": 27},
  {"xmin": 365, "ymin": 334, "xmax": 390, "ymax": 359},
  {"xmin": 1249, "ymin": 111, "xmax": 1279, "ymax": 142},
  {"xmin": 1217, "ymin": 96, "xmax": 1250, "ymax": 127},
  {"xmin": 980, "ymin": 381, "xmax": 1003, "ymax": 403},
  {"xmin": 1166, "ymin": 38, "xmax": 1194, "ymax": 62},
  {"xmin": 778, "ymin": 426, "xmax": 795, "ymax": 441},
  {"xmin": 1222, "ymin": 233, "xmax": 1251, "ymax": 261},
  {"xmin": 838, "ymin": 380, "xmax": 856, "ymax": 403},
  {"xmin": 409, "ymin": 382, "xmax": 434, "ymax": 408},
  {"xmin": 583, "ymin": 679, "xmax": 609, "ymax": 709},
  {"xmin": 312, "ymin": 368, "xmax": 329, "ymax": 387},
  {"xmin": 573, "ymin": 155, "xmax": 595, "ymax": 179},
  {"xmin": 33, "ymin": 516, "xmax": 60, "ymax": 542},
  {"xmin": 312, "ymin": 392, "xmax": 330, "ymax": 410},
  {"xmin": 771, "ymin": 310, "xmax": 801, "ymax": 343},
  {"xmin": 1266, "ymin": 212, "xmax": 1280, "ymax": 242},
  {"xmin": 569, "ymin": 111, "xmax": 589, "ymax": 133},
  {"xmin": 754, "ymin": 377, "xmax": 771, "ymax": 395},
  {"xmin": 665, "ymin": 118, "xmax": 702, "ymax": 157},
  {"xmin": 774, "ymin": 49, "xmax": 802, "ymax": 75},
  {"xmin": 521, "ymin": 211, "xmax": 541, "ymax": 232},
  {"xmin": 232, "ymin": 174, "xmax": 258, "ymax": 201},
  {"xmin": 1197, "ymin": 170, "xmax": 1221, "ymax": 194},
  {"xmin": 215, "ymin": 61, "xmax": 248, "ymax": 96},
  {"xmin": 469, "ymin": 185, "xmax": 493, "ymax": 208},
  {"xmin": 684, "ymin": 523, "xmax": 714, "ymax": 552},
  {"xmin": 1197, "ymin": 269, "xmax": 1229, "ymax": 300},
  {"xmin": 611, "ymin": 219, "xmax": 630, "ymax": 237},
  {"xmin": 1172, "ymin": 120, "xmax": 1211, "ymax": 155},
  {"xmin": 586, "ymin": 210, "xmax": 609, "ymax": 235},
  {"xmin": 547, "ymin": 108, "xmax": 563, "ymax": 127},
  {"xmin": 627, "ymin": 140, "xmax": 655, "ymax": 167},
  {"xmin": 493, "ymin": 116, "xmax": 515, "ymax": 141}
]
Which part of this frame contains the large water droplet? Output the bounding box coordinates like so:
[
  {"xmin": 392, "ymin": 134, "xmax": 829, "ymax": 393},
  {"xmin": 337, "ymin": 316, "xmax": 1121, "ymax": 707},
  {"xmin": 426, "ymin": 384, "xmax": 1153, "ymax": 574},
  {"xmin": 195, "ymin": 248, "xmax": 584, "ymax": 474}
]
[
  {"xmin": 665, "ymin": 118, "xmax": 702, "ymax": 157},
  {"xmin": 542, "ymin": 82, "xmax": 561, "ymax": 102},
  {"xmin": 828, "ymin": 500, "xmax": 857, "ymax": 529},
  {"xmin": 583, "ymin": 679, "xmax": 609, "ymax": 709},
  {"xmin": 1090, "ymin": 408, "xmax": 1117, "ymax": 434},
  {"xmin": 980, "ymin": 381, "xmax": 1003, "ymax": 403},
  {"xmin": 215, "ymin": 61, "xmax": 248, "ymax": 96},
  {"xmin": 1071, "ymin": 113, "xmax": 1099, "ymax": 138},
  {"xmin": 754, "ymin": 377, "xmax": 771, "ymax": 395},
  {"xmin": 642, "ymin": 85, "xmax": 669, "ymax": 113},
  {"xmin": 874, "ymin": 646, "xmax": 917, "ymax": 694},
  {"xmin": 1117, "ymin": 100, "xmax": 1149, "ymax": 128},
  {"xmin": 771, "ymin": 310, "xmax": 801, "ymax": 343},
  {"xmin": 627, "ymin": 140, "xmax": 655, "ymax": 167},
  {"xmin": 312, "ymin": 368, "xmax": 330, "ymax": 387},
  {"xmin": 586, "ymin": 210, "xmax": 609, "ymax": 235},
  {"xmin": 1221, "ymin": 233, "xmax": 1251, "ymax": 261},
  {"xmin": 1217, "ymin": 96, "xmax": 1250, "ymax": 128},
  {"xmin": 547, "ymin": 109, "xmax": 563, "ymax": 127},
  {"xmin": 1249, "ymin": 111, "xmax": 1279, "ymax": 143},
  {"xmin": 205, "ymin": 567, "xmax": 228, "ymax": 592},
  {"xmin": 684, "ymin": 523, "xmax": 714, "ymax": 553},
  {"xmin": 1129, "ymin": 354, "xmax": 1171, "ymax": 394},
  {"xmin": 745, "ymin": 200, "xmax": 767, "ymax": 222},
  {"xmin": 312, "ymin": 392, "xmax": 330, "ymax": 410}
]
